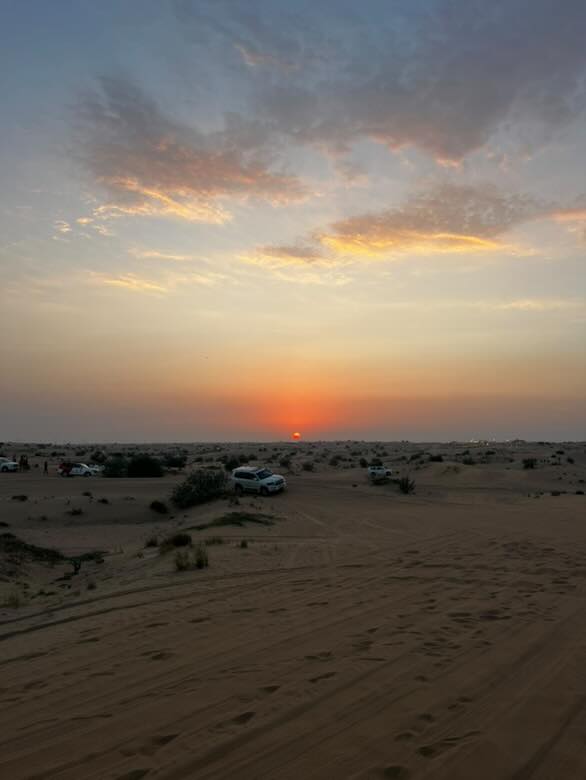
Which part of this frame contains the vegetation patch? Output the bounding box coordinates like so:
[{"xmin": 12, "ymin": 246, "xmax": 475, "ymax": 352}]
[
  {"xmin": 172, "ymin": 470, "xmax": 227, "ymax": 508},
  {"xmin": 150, "ymin": 499, "xmax": 168, "ymax": 514},
  {"xmin": 174, "ymin": 543, "xmax": 209, "ymax": 571},
  {"xmin": 160, "ymin": 532, "xmax": 192, "ymax": 552},
  {"xmin": 188, "ymin": 511, "xmax": 275, "ymax": 532}
]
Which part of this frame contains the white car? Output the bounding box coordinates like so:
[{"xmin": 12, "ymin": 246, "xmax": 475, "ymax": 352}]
[
  {"xmin": 368, "ymin": 465, "xmax": 392, "ymax": 481},
  {"xmin": 0, "ymin": 458, "xmax": 18, "ymax": 473},
  {"xmin": 58, "ymin": 462, "xmax": 96, "ymax": 477},
  {"xmin": 232, "ymin": 467, "xmax": 286, "ymax": 496}
]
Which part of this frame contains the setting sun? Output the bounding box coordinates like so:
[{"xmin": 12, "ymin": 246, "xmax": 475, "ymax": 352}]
[{"xmin": 292, "ymin": 431, "xmax": 302, "ymax": 441}]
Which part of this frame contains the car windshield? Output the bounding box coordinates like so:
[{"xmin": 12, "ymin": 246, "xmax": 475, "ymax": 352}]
[{"xmin": 256, "ymin": 469, "xmax": 273, "ymax": 479}]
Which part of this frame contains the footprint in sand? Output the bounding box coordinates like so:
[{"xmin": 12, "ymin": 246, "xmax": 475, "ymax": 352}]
[
  {"xmin": 260, "ymin": 685, "xmax": 280, "ymax": 694},
  {"xmin": 382, "ymin": 767, "xmax": 411, "ymax": 779},
  {"xmin": 309, "ymin": 672, "xmax": 336, "ymax": 684},
  {"xmin": 140, "ymin": 733, "xmax": 179, "ymax": 756},
  {"xmin": 232, "ymin": 711, "xmax": 255, "ymax": 725},
  {"xmin": 417, "ymin": 730, "xmax": 481, "ymax": 759}
]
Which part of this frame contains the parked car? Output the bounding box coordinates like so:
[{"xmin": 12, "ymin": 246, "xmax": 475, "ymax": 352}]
[
  {"xmin": 0, "ymin": 457, "xmax": 18, "ymax": 473},
  {"xmin": 231, "ymin": 467, "xmax": 286, "ymax": 496},
  {"xmin": 58, "ymin": 462, "xmax": 96, "ymax": 477},
  {"xmin": 368, "ymin": 465, "xmax": 392, "ymax": 482}
]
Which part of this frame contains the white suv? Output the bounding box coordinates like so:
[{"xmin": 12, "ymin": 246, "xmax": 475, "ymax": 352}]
[
  {"xmin": 232, "ymin": 467, "xmax": 286, "ymax": 496},
  {"xmin": 0, "ymin": 458, "xmax": 18, "ymax": 473}
]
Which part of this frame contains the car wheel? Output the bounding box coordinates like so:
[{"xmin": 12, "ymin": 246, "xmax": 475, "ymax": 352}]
[
  {"xmin": 84, "ymin": 471, "xmax": 91, "ymax": 476},
  {"xmin": 235, "ymin": 484, "xmax": 243, "ymax": 495},
  {"xmin": 0, "ymin": 467, "xmax": 6, "ymax": 473},
  {"xmin": 260, "ymin": 486, "xmax": 269, "ymax": 496}
]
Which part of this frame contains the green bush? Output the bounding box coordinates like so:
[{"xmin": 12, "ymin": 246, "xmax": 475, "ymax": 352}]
[
  {"xmin": 163, "ymin": 454, "xmax": 187, "ymax": 469},
  {"xmin": 172, "ymin": 470, "xmax": 227, "ymax": 508},
  {"xmin": 127, "ymin": 454, "xmax": 163, "ymax": 478},
  {"xmin": 194, "ymin": 544, "xmax": 208, "ymax": 569},
  {"xmin": 398, "ymin": 476, "xmax": 416, "ymax": 494},
  {"xmin": 103, "ymin": 456, "xmax": 128, "ymax": 478},
  {"xmin": 523, "ymin": 458, "xmax": 537, "ymax": 469},
  {"xmin": 150, "ymin": 499, "xmax": 168, "ymax": 514},
  {"xmin": 160, "ymin": 532, "xmax": 192, "ymax": 553},
  {"xmin": 174, "ymin": 544, "xmax": 209, "ymax": 571},
  {"xmin": 174, "ymin": 549, "xmax": 191, "ymax": 571}
]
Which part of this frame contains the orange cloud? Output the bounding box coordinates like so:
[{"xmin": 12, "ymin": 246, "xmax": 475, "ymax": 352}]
[{"xmin": 78, "ymin": 77, "xmax": 308, "ymax": 224}]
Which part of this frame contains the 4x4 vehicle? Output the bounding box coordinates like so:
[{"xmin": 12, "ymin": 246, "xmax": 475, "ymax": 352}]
[
  {"xmin": 231, "ymin": 467, "xmax": 286, "ymax": 496},
  {"xmin": 0, "ymin": 457, "xmax": 18, "ymax": 473},
  {"xmin": 58, "ymin": 462, "xmax": 97, "ymax": 477},
  {"xmin": 368, "ymin": 465, "xmax": 392, "ymax": 482}
]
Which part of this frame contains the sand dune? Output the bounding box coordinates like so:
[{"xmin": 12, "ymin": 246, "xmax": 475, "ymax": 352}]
[{"xmin": 1, "ymin": 442, "xmax": 585, "ymax": 779}]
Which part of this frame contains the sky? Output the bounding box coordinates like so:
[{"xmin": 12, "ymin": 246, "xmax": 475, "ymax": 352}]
[{"xmin": 1, "ymin": 0, "xmax": 585, "ymax": 442}]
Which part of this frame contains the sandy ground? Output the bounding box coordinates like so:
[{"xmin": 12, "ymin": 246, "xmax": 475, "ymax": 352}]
[{"xmin": 1, "ymin": 441, "xmax": 586, "ymax": 779}]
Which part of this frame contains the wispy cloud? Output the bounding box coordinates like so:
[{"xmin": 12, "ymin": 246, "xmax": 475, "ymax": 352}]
[
  {"xmin": 90, "ymin": 272, "xmax": 168, "ymax": 294},
  {"xmin": 76, "ymin": 76, "xmax": 308, "ymax": 224},
  {"xmin": 128, "ymin": 248, "xmax": 201, "ymax": 262},
  {"xmin": 252, "ymin": 182, "xmax": 545, "ymax": 264},
  {"xmin": 242, "ymin": 244, "xmax": 328, "ymax": 268},
  {"xmin": 181, "ymin": 1, "xmax": 586, "ymax": 163}
]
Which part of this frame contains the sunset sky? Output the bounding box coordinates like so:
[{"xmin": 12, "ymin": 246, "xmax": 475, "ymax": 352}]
[{"xmin": 1, "ymin": 0, "xmax": 585, "ymax": 442}]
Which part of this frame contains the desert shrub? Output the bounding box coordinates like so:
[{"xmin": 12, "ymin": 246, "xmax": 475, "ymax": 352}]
[
  {"xmin": 576, "ymin": 490, "xmax": 584, "ymax": 495},
  {"xmin": 127, "ymin": 454, "xmax": 163, "ymax": 478},
  {"xmin": 189, "ymin": 511, "xmax": 274, "ymax": 531},
  {"xmin": 163, "ymin": 453, "xmax": 187, "ymax": 469},
  {"xmin": 239, "ymin": 539, "xmax": 249, "ymax": 549},
  {"xmin": 223, "ymin": 455, "xmax": 240, "ymax": 472},
  {"xmin": 145, "ymin": 535, "xmax": 159, "ymax": 548},
  {"xmin": 91, "ymin": 450, "xmax": 107, "ymax": 464},
  {"xmin": 329, "ymin": 456, "xmax": 341, "ymax": 467},
  {"xmin": 164, "ymin": 532, "xmax": 192, "ymax": 548},
  {"xmin": 567, "ymin": 457, "xmax": 575, "ymax": 464},
  {"xmin": 97, "ymin": 497, "xmax": 109, "ymax": 504},
  {"xmin": 194, "ymin": 544, "xmax": 208, "ymax": 569},
  {"xmin": 103, "ymin": 456, "xmax": 128, "ymax": 478},
  {"xmin": 429, "ymin": 454, "xmax": 444, "ymax": 463},
  {"xmin": 174, "ymin": 549, "xmax": 191, "ymax": 571},
  {"xmin": 409, "ymin": 453, "xmax": 422, "ymax": 462},
  {"xmin": 551, "ymin": 490, "xmax": 561, "ymax": 496},
  {"xmin": 204, "ymin": 536, "xmax": 224, "ymax": 546},
  {"xmin": 82, "ymin": 491, "xmax": 92, "ymax": 497},
  {"xmin": 398, "ymin": 476, "xmax": 416, "ymax": 494},
  {"xmin": 150, "ymin": 499, "xmax": 168, "ymax": 514},
  {"xmin": 523, "ymin": 458, "xmax": 537, "ymax": 469},
  {"xmin": 87, "ymin": 580, "xmax": 96, "ymax": 590},
  {"xmin": 67, "ymin": 508, "xmax": 83, "ymax": 516},
  {"xmin": 359, "ymin": 457, "xmax": 368, "ymax": 468},
  {"xmin": 279, "ymin": 457, "xmax": 292, "ymax": 469},
  {"xmin": 370, "ymin": 458, "xmax": 382, "ymax": 467},
  {"xmin": 172, "ymin": 469, "xmax": 227, "ymax": 508},
  {"xmin": 11, "ymin": 495, "xmax": 28, "ymax": 502},
  {"xmin": 302, "ymin": 461, "xmax": 314, "ymax": 471},
  {"xmin": 462, "ymin": 457, "xmax": 476, "ymax": 466},
  {"xmin": 2, "ymin": 588, "xmax": 26, "ymax": 609}
]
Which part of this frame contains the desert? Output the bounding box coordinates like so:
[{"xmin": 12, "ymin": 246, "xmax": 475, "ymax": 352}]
[{"xmin": 1, "ymin": 441, "xmax": 586, "ymax": 780}]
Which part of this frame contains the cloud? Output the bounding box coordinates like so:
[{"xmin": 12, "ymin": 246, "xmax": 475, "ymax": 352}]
[
  {"xmin": 243, "ymin": 244, "xmax": 327, "ymax": 267},
  {"xmin": 179, "ymin": 0, "xmax": 586, "ymax": 162},
  {"xmin": 76, "ymin": 76, "xmax": 308, "ymax": 223},
  {"xmin": 91, "ymin": 273, "xmax": 168, "ymax": 294},
  {"xmin": 128, "ymin": 248, "xmax": 200, "ymax": 262},
  {"xmin": 89, "ymin": 266, "xmax": 227, "ymax": 294},
  {"xmin": 477, "ymin": 299, "xmax": 583, "ymax": 312},
  {"xmin": 319, "ymin": 183, "xmax": 544, "ymax": 256},
  {"xmin": 258, "ymin": 182, "xmax": 544, "ymax": 262}
]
